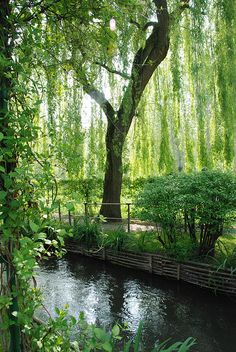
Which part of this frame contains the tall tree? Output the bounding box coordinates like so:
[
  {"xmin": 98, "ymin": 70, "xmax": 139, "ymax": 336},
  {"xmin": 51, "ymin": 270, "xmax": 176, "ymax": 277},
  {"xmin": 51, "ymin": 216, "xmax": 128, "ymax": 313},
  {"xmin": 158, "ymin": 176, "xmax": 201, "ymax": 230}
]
[
  {"xmin": 35, "ymin": 0, "xmax": 236, "ymax": 216},
  {"xmin": 58, "ymin": 0, "xmax": 190, "ymax": 219},
  {"xmin": 99, "ymin": 0, "xmax": 189, "ymax": 219}
]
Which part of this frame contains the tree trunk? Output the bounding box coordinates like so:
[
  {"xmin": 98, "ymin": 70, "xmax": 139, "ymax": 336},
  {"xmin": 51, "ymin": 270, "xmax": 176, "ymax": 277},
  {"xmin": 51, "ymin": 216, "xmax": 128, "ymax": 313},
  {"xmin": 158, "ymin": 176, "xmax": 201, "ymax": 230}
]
[
  {"xmin": 199, "ymin": 223, "xmax": 222, "ymax": 257},
  {"xmin": 83, "ymin": 1, "xmax": 189, "ymax": 219},
  {"xmin": 100, "ymin": 123, "xmax": 125, "ymax": 221}
]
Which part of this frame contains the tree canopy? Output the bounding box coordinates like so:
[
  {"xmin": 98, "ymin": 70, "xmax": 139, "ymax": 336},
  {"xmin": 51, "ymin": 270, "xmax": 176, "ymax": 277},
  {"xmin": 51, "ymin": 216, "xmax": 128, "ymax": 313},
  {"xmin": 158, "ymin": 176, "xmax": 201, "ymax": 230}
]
[{"xmin": 21, "ymin": 0, "xmax": 236, "ymax": 206}]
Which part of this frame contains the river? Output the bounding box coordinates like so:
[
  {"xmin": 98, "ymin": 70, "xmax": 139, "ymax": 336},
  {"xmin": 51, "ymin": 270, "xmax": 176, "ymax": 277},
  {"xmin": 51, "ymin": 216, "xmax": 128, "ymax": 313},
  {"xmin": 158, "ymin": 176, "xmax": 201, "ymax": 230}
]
[{"xmin": 36, "ymin": 253, "xmax": 236, "ymax": 351}]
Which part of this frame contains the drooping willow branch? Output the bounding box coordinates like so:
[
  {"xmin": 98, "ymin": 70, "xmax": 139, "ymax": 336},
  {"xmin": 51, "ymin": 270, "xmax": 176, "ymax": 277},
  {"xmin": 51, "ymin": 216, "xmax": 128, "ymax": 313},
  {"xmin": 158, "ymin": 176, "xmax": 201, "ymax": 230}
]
[{"xmin": 94, "ymin": 61, "xmax": 130, "ymax": 80}]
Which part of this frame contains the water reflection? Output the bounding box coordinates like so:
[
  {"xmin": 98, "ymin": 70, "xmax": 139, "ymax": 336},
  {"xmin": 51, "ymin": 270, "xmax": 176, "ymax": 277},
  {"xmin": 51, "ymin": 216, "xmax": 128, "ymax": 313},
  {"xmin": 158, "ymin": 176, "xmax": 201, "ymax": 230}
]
[{"xmin": 36, "ymin": 253, "xmax": 236, "ymax": 352}]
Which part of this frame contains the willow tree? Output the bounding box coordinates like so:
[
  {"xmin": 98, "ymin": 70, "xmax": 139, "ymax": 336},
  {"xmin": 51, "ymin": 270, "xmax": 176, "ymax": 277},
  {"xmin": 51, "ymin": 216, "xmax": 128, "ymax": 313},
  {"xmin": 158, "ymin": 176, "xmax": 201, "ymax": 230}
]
[
  {"xmin": 101, "ymin": 1, "xmax": 189, "ymax": 219},
  {"xmin": 44, "ymin": 0, "xmax": 189, "ymax": 219}
]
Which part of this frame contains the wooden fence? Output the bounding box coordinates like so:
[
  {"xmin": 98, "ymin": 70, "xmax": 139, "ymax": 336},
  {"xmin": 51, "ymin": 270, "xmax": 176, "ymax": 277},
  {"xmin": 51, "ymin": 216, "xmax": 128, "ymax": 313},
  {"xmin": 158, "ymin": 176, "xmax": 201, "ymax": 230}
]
[
  {"xmin": 58, "ymin": 202, "xmax": 134, "ymax": 232},
  {"xmin": 66, "ymin": 240, "xmax": 236, "ymax": 296}
]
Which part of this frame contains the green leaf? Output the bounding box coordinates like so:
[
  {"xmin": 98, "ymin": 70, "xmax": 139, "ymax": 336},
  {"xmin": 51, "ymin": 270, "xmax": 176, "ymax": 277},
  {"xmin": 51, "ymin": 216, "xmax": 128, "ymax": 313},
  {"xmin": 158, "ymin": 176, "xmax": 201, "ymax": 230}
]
[
  {"xmin": 123, "ymin": 340, "xmax": 132, "ymax": 352},
  {"xmin": 178, "ymin": 337, "xmax": 196, "ymax": 352},
  {"xmin": 3, "ymin": 175, "xmax": 12, "ymax": 188},
  {"xmin": 57, "ymin": 236, "xmax": 64, "ymax": 245},
  {"xmin": 35, "ymin": 232, "xmax": 46, "ymax": 240},
  {"xmin": 29, "ymin": 221, "xmax": 39, "ymax": 233},
  {"xmin": 112, "ymin": 324, "xmax": 120, "ymax": 337},
  {"xmin": 66, "ymin": 202, "xmax": 75, "ymax": 211},
  {"xmin": 94, "ymin": 327, "xmax": 107, "ymax": 341},
  {"xmin": 44, "ymin": 239, "xmax": 52, "ymax": 245},
  {"xmin": 133, "ymin": 321, "xmax": 143, "ymax": 352},
  {"xmin": 70, "ymin": 316, "xmax": 77, "ymax": 325},
  {"xmin": 0, "ymin": 191, "xmax": 7, "ymax": 201},
  {"xmin": 55, "ymin": 307, "xmax": 60, "ymax": 315},
  {"xmin": 0, "ymin": 295, "xmax": 12, "ymax": 310},
  {"xmin": 102, "ymin": 341, "xmax": 112, "ymax": 352},
  {"xmin": 0, "ymin": 132, "xmax": 4, "ymax": 141},
  {"xmin": 9, "ymin": 211, "xmax": 17, "ymax": 220}
]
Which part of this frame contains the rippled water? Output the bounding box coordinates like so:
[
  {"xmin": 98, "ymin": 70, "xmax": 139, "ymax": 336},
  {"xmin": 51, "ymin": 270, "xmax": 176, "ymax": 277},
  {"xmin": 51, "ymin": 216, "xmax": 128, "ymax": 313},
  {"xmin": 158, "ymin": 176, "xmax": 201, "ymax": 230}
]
[{"xmin": 36, "ymin": 253, "xmax": 236, "ymax": 351}]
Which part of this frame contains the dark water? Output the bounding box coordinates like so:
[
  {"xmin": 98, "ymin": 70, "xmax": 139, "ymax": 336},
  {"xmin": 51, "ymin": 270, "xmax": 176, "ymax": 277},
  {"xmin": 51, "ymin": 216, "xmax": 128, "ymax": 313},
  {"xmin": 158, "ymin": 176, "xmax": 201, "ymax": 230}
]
[{"xmin": 36, "ymin": 253, "xmax": 236, "ymax": 352}]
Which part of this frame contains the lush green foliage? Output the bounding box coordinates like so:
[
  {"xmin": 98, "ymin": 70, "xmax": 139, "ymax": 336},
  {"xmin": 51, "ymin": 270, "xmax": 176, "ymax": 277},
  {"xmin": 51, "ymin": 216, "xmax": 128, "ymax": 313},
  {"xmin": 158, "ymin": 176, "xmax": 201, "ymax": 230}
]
[
  {"xmin": 29, "ymin": 309, "xmax": 196, "ymax": 352},
  {"xmin": 31, "ymin": 0, "xmax": 236, "ymax": 181},
  {"xmin": 72, "ymin": 220, "xmax": 102, "ymax": 248},
  {"xmin": 1, "ymin": 0, "xmax": 235, "ymax": 350},
  {"xmin": 136, "ymin": 170, "xmax": 236, "ymax": 256}
]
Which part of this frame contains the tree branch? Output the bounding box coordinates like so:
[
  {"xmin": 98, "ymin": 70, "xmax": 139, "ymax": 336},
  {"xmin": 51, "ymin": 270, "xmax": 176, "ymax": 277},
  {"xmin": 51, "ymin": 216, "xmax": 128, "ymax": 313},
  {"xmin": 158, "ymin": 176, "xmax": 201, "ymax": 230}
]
[
  {"xmin": 118, "ymin": 0, "xmax": 189, "ymax": 134},
  {"xmin": 142, "ymin": 21, "xmax": 158, "ymax": 31},
  {"xmin": 86, "ymin": 88, "xmax": 115, "ymax": 119},
  {"xmin": 170, "ymin": 0, "xmax": 190, "ymax": 23},
  {"xmin": 20, "ymin": 0, "xmax": 62, "ymax": 22},
  {"xmin": 130, "ymin": 19, "xmax": 158, "ymax": 32},
  {"xmin": 74, "ymin": 70, "xmax": 115, "ymax": 121},
  {"xmin": 129, "ymin": 19, "xmax": 141, "ymax": 29},
  {"xmin": 94, "ymin": 62, "xmax": 130, "ymax": 80}
]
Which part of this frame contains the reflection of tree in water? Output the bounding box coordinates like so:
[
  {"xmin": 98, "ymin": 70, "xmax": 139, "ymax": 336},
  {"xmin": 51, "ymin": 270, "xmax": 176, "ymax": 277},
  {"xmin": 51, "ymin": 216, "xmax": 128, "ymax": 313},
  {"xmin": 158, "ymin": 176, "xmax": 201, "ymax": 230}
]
[
  {"xmin": 66, "ymin": 255, "xmax": 115, "ymax": 326},
  {"xmin": 38, "ymin": 255, "xmax": 236, "ymax": 352},
  {"xmin": 154, "ymin": 288, "xmax": 235, "ymax": 352}
]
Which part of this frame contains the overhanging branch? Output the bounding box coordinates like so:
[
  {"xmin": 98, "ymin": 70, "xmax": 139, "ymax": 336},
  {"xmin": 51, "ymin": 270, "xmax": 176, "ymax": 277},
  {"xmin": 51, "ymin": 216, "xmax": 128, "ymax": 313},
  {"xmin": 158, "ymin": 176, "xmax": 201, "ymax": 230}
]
[
  {"xmin": 130, "ymin": 19, "xmax": 158, "ymax": 32},
  {"xmin": 94, "ymin": 62, "xmax": 130, "ymax": 80},
  {"xmin": 86, "ymin": 88, "xmax": 115, "ymax": 118},
  {"xmin": 142, "ymin": 21, "xmax": 158, "ymax": 31},
  {"xmin": 20, "ymin": 0, "xmax": 62, "ymax": 22},
  {"xmin": 74, "ymin": 70, "xmax": 115, "ymax": 120}
]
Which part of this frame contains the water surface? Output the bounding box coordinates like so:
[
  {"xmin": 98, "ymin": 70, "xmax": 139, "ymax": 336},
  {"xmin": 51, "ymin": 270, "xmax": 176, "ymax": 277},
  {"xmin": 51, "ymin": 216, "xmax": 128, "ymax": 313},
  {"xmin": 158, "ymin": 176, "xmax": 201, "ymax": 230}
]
[{"xmin": 36, "ymin": 253, "xmax": 236, "ymax": 351}]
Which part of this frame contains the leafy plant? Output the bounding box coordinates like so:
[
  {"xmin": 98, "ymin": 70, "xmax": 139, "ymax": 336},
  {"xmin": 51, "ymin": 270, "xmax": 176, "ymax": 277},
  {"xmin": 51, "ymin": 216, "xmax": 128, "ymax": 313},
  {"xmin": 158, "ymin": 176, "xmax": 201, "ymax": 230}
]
[
  {"xmin": 72, "ymin": 220, "xmax": 102, "ymax": 249},
  {"xmin": 137, "ymin": 170, "xmax": 236, "ymax": 257},
  {"xmin": 103, "ymin": 227, "xmax": 129, "ymax": 251},
  {"xmin": 23, "ymin": 307, "xmax": 196, "ymax": 352},
  {"xmin": 166, "ymin": 236, "xmax": 198, "ymax": 262}
]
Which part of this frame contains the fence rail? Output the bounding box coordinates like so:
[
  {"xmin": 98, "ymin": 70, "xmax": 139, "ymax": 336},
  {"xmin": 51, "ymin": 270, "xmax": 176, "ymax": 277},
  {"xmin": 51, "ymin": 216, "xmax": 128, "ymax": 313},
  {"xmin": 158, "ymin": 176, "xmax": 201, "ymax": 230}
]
[
  {"xmin": 57, "ymin": 202, "xmax": 135, "ymax": 232},
  {"xmin": 55, "ymin": 201, "xmax": 236, "ymax": 234},
  {"xmin": 65, "ymin": 240, "xmax": 236, "ymax": 296}
]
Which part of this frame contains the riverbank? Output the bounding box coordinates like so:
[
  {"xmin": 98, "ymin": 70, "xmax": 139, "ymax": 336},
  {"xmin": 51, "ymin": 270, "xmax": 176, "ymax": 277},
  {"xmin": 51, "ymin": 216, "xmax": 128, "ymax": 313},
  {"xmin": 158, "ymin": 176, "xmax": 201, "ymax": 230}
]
[{"xmin": 65, "ymin": 240, "xmax": 236, "ymax": 296}]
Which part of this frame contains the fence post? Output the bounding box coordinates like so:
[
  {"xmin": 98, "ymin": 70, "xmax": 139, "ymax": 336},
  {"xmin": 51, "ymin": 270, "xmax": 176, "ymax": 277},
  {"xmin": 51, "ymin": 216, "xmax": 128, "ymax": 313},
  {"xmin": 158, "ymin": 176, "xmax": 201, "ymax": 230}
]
[
  {"xmin": 58, "ymin": 202, "xmax": 62, "ymax": 222},
  {"xmin": 68, "ymin": 209, "xmax": 72, "ymax": 226},
  {"xmin": 177, "ymin": 264, "xmax": 181, "ymax": 280},
  {"xmin": 149, "ymin": 255, "xmax": 153, "ymax": 273},
  {"xmin": 127, "ymin": 203, "xmax": 131, "ymax": 233},
  {"xmin": 84, "ymin": 202, "xmax": 88, "ymax": 222},
  {"xmin": 102, "ymin": 247, "xmax": 106, "ymax": 261}
]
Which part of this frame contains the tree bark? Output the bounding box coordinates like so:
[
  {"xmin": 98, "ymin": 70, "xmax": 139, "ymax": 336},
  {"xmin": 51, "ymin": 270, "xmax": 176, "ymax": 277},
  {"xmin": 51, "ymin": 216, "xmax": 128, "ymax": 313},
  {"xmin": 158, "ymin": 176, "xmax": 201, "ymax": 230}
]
[{"xmin": 100, "ymin": 123, "xmax": 125, "ymax": 220}]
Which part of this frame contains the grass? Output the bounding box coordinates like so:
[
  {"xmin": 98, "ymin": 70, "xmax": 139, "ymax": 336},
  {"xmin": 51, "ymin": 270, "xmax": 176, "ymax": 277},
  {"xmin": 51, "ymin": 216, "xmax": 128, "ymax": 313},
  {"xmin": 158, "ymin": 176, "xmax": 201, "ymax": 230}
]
[
  {"xmin": 213, "ymin": 230, "xmax": 236, "ymax": 268},
  {"xmin": 61, "ymin": 219, "xmax": 236, "ymax": 267}
]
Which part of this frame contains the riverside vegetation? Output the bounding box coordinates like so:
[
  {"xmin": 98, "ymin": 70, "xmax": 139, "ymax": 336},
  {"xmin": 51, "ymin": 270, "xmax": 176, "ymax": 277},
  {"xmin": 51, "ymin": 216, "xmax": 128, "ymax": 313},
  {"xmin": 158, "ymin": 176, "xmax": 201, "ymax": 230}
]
[
  {"xmin": 63, "ymin": 170, "xmax": 236, "ymax": 268},
  {"xmin": 1, "ymin": 0, "xmax": 236, "ymax": 351}
]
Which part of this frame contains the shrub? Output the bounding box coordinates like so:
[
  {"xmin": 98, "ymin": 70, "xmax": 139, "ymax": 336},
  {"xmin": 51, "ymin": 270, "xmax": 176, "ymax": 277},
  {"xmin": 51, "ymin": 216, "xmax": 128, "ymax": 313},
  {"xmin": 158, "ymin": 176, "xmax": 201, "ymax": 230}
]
[
  {"xmin": 136, "ymin": 170, "xmax": 236, "ymax": 257},
  {"xmin": 72, "ymin": 220, "xmax": 102, "ymax": 248},
  {"xmin": 136, "ymin": 175, "xmax": 182, "ymax": 246},
  {"xmin": 103, "ymin": 227, "xmax": 129, "ymax": 251},
  {"xmin": 166, "ymin": 236, "xmax": 198, "ymax": 262}
]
